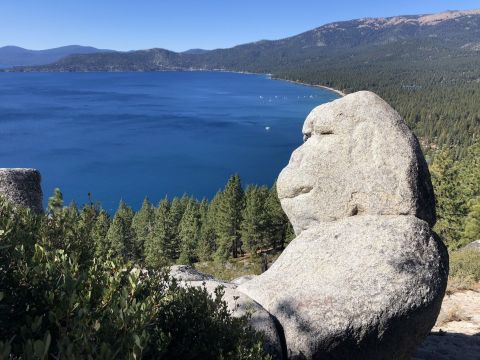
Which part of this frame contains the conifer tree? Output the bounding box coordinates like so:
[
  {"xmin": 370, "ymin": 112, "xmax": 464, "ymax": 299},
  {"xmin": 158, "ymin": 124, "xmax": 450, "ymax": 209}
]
[
  {"xmin": 458, "ymin": 141, "xmax": 480, "ymax": 199},
  {"xmin": 145, "ymin": 198, "xmax": 170, "ymax": 268},
  {"xmin": 198, "ymin": 198, "xmax": 209, "ymax": 228},
  {"xmin": 92, "ymin": 210, "xmax": 111, "ymax": 259},
  {"xmin": 48, "ymin": 188, "xmax": 64, "ymax": 212},
  {"xmin": 131, "ymin": 197, "xmax": 154, "ymax": 263},
  {"xmin": 455, "ymin": 141, "xmax": 480, "ymax": 245},
  {"xmin": 431, "ymin": 148, "xmax": 468, "ymax": 248},
  {"xmin": 198, "ymin": 194, "xmax": 220, "ymax": 261},
  {"xmin": 215, "ymin": 175, "xmax": 244, "ymax": 261},
  {"xmin": 241, "ymin": 185, "xmax": 269, "ymax": 254},
  {"xmin": 265, "ymin": 183, "xmax": 292, "ymax": 250},
  {"xmin": 178, "ymin": 201, "xmax": 200, "ymax": 264},
  {"xmin": 106, "ymin": 200, "xmax": 135, "ymax": 260},
  {"xmin": 179, "ymin": 194, "xmax": 191, "ymax": 213},
  {"xmin": 74, "ymin": 202, "xmax": 100, "ymax": 264},
  {"xmin": 463, "ymin": 197, "xmax": 480, "ymax": 244},
  {"xmin": 167, "ymin": 197, "xmax": 185, "ymax": 261}
]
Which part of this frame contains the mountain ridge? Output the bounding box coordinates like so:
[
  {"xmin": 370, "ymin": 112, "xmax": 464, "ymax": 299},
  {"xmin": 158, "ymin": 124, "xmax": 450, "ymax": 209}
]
[
  {"xmin": 2, "ymin": 8, "xmax": 480, "ymax": 71},
  {"xmin": 0, "ymin": 45, "xmax": 114, "ymax": 68}
]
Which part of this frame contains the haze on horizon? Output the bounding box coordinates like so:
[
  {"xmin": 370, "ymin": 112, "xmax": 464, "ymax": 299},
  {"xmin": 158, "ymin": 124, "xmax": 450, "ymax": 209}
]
[{"xmin": 1, "ymin": 0, "xmax": 479, "ymax": 52}]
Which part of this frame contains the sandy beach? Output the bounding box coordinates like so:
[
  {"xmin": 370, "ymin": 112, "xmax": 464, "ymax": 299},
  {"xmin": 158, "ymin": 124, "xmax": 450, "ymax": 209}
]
[{"xmin": 279, "ymin": 78, "xmax": 346, "ymax": 97}]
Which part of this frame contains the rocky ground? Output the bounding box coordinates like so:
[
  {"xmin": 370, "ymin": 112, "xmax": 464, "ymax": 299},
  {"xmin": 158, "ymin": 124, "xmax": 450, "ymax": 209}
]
[{"xmin": 414, "ymin": 284, "xmax": 480, "ymax": 360}]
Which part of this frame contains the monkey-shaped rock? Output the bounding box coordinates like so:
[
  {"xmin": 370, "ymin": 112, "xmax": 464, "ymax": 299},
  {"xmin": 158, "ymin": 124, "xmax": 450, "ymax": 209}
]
[{"xmin": 238, "ymin": 91, "xmax": 448, "ymax": 359}]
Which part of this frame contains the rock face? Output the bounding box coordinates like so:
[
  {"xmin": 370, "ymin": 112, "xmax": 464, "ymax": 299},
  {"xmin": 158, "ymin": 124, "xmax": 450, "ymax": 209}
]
[
  {"xmin": 238, "ymin": 91, "xmax": 448, "ymax": 359},
  {"xmin": 169, "ymin": 265, "xmax": 283, "ymax": 359},
  {"xmin": 276, "ymin": 91, "xmax": 435, "ymax": 235},
  {"xmin": 0, "ymin": 168, "xmax": 43, "ymax": 213}
]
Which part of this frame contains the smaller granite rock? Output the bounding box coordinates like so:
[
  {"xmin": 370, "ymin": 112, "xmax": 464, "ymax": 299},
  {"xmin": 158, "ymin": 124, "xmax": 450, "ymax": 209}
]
[
  {"xmin": 0, "ymin": 168, "xmax": 43, "ymax": 213},
  {"xmin": 169, "ymin": 264, "xmax": 215, "ymax": 281},
  {"xmin": 170, "ymin": 265, "xmax": 283, "ymax": 359},
  {"xmin": 460, "ymin": 240, "xmax": 480, "ymax": 251},
  {"xmin": 231, "ymin": 275, "xmax": 257, "ymax": 285}
]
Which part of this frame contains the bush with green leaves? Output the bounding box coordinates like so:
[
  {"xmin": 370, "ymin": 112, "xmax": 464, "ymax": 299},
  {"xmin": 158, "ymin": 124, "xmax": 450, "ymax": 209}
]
[
  {"xmin": 449, "ymin": 249, "xmax": 480, "ymax": 282},
  {"xmin": 0, "ymin": 197, "xmax": 267, "ymax": 359}
]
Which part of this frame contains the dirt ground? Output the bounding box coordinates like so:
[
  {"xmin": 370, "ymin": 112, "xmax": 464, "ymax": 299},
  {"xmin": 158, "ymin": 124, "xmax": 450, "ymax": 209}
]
[{"xmin": 413, "ymin": 286, "xmax": 480, "ymax": 360}]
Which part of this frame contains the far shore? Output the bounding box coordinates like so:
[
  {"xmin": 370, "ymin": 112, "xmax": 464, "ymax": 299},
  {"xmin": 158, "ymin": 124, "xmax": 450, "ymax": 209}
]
[
  {"xmin": 199, "ymin": 68, "xmax": 346, "ymax": 97},
  {"xmin": 280, "ymin": 78, "xmax": 345, "ymax": 97},
  {"xmin": 1, "ymin": 66, "xmax": 346, "ymax": 97},
  {"xmin": 207, "ymin": 69, "xmax": 346, "ymax": 97}
]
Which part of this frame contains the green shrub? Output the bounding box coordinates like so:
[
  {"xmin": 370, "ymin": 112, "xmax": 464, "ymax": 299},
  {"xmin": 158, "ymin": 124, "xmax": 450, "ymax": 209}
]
[
  {"xmin": 447, "ymin": 249, "xmax": 480, "ymax": 293},
  {"xmin": 449, "ymin": 249, "xmax": 480, "ymax": 281},
  {"xmin": 0, "ymin": 198, "xmax": 267, "ymax": 359}
]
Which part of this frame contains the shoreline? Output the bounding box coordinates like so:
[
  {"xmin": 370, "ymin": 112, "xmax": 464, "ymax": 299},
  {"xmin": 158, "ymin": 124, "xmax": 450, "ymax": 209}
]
[
  {"xmin": 279, "ymin": 78, "xmax": 345, "ymax": 97},
  {"xmin": 205, "ymin": 69, "xmax": 346, "ymax": 97},
  {"xmin": 1, "ymin": 67, "xmax": 345, "ymax": 97}
]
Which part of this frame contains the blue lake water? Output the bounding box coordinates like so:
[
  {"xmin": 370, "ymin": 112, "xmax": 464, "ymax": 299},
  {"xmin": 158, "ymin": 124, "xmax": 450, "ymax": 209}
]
[{"xmin": 0, "ymin": 71, "xmax": 338, "ymax": 211}]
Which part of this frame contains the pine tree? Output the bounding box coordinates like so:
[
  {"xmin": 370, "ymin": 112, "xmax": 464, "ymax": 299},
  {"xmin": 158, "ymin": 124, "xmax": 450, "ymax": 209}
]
[
  {"xmin": 198, "ymin": 198, "xmax": 209, "ymax": 228},
  {"xmin": 241, "ymin": 185, "xmax": 269, "ymax": 254},
  {"xmin": 167, "ymin": 197, "xmax": 185, "ymax": 261},
  {"xmin": 92, "ymin": 210, "xmax": 111, "ymax": 259},
  {"xmin": 75, "ymin": 202, "xmax": 100, "ymax": 264},
  {"xmin": 463, "ymin": 197, "xmax": 480, "ymax": 244},
  {"xmin": 458, "ymin": 141, "xmax": 480, "ymax": 199},
  {"xmin": 198, "ymin": 194, "xmax": 220, "ymax": 261},
  {"xmin": 179, "ymin": 194, "xmax": 191, "ymax": 213},
  {"xmin": 48, "ymin": 188, "xmax": 64, "ymax": 212},
  {"xmin": 265, "ymin": 183, "xmax": 292, "ymax": 250},
  {"xmin": 215, "ymin": 175, "xmax": 244, "ymax": 261},
  {"xmin": 456, "ymin": 140, "xmax": 480, "ymax": 245},
  {"xmin": 431, "ymin": 148, "xmax": 468, "ymax": 248},
  {"xmin": 106, "ymin": 200, "xmax": 135, "ymax": 261},
  {"xmin": 131, "ymin": 197, "xmax": 155, "ymax": 263},
  {"xmin": 145, "ymin": 198, "xmax": 170, "ymax": 268},
  {"xmin": 178, "ymin": 201, "xmax": 200, "ymax": 264}
]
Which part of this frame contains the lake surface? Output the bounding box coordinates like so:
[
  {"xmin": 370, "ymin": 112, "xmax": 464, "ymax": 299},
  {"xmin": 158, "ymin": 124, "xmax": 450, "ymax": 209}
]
[{"xmin": 0, "ymin": 71, "xmax": 338, "ymax": 211}]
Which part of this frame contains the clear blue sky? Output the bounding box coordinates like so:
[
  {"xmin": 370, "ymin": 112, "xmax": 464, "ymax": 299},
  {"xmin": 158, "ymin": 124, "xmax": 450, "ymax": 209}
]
[{"xmin": 1, "ymin": 0, "xmax": 479, "ymax": 51}]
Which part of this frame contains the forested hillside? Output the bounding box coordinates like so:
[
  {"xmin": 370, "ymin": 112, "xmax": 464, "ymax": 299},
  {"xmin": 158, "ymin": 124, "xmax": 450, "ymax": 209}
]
[{"xmin": 277, "ymin": 47, "xmax": 480, "ymax": 156}]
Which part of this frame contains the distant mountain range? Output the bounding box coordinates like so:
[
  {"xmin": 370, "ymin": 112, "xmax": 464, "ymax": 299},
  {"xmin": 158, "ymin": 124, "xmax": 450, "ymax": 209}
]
[
  {"xmin": 3, "ymin": 9, "xmax": 479, "ymax": 73},
  {"xmin": 0, "ymin": 45, "xmax": 114, "ymax": 68},
  {"xmin": 182, "ymin": 49, "xmax": 210, "ymax": 55}
]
